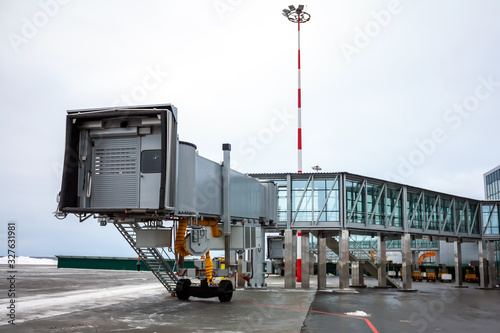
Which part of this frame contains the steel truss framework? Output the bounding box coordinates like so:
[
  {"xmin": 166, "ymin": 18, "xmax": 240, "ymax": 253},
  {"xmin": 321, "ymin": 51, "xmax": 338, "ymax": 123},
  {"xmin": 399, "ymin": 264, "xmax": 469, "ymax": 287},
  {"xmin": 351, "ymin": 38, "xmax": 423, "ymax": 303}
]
[{"xmin": 252, "ymin": 172, "xmax": 500, "ymax": 241}]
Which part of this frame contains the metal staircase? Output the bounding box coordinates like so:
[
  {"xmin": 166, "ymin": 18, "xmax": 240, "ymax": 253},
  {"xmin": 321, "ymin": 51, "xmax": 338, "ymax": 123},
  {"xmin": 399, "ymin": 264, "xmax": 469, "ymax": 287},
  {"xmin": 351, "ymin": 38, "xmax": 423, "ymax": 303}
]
[
  {"xmin": 114, "ymin": 222, "xmax": 178, "ymax": 293},
  {"xmin": 324, "ymin": 235, "xmax": 400, "ymax": 288}
]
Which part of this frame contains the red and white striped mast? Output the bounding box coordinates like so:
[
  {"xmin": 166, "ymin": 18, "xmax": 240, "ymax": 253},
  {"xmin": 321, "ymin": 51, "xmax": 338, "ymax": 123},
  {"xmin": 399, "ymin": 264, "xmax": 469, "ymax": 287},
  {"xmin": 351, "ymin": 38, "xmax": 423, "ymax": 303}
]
[
  {"xmin": 283, "ymin": 5, "xmax": 311, "ymax": 283},
  {"xmin": 283, "ymin": 5, "xmax": 310, "ymax": 174}
]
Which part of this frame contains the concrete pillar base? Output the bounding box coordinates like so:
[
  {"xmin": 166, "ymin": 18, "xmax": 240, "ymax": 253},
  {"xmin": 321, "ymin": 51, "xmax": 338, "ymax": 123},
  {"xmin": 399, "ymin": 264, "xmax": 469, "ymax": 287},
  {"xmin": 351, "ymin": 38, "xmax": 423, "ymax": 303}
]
[
  {"xmin": 284, "ymin": 229, "xmax": 296, "ymax": 289},
  {"xmin": 317, "ymin": 233, "xmax": 327, "ymax": 290},
  {"xmin": 339, "ymin": 230, "xmax": 350, "ymax": 290},
  {"xmin": 301, "ymin": 231, "xmax": 310, "ymax": 289},
  {"xmin": 401, "ymin": 233, "xmax": 414, "ymax": 291},
  {"xmin": 377, "ymin": 233, "xmax": 387, "ymax": 288},
  {"xmin": 350, "ymin": 261, "xmax": 365, "ymax": 288}
]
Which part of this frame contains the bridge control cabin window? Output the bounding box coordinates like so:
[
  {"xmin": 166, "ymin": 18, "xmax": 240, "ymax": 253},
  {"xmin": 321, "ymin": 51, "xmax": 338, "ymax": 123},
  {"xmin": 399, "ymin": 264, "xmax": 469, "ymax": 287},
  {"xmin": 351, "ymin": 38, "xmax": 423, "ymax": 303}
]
[{"xmin": 141, "ymin": 150, "xmax": 162, "ymax": 173}]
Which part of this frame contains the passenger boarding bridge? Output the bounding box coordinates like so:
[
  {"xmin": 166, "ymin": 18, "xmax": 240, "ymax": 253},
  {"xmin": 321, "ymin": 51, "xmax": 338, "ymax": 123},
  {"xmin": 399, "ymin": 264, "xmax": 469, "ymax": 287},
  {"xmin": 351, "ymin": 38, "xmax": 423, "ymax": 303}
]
[
  {"xmin": 252, "ymin": 172, "xmax": 499, "ymax": 290},
  {"xmin": 55, "ymin": 104, "xmax": 498, "ymax": 299}
]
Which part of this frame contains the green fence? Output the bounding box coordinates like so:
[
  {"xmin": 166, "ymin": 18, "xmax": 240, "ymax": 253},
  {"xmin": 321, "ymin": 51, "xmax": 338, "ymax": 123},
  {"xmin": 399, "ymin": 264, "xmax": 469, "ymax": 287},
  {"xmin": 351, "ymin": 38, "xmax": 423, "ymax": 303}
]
[{"xmin": 56, "ymin": 255, "xmax": 195, "ymax": 271}]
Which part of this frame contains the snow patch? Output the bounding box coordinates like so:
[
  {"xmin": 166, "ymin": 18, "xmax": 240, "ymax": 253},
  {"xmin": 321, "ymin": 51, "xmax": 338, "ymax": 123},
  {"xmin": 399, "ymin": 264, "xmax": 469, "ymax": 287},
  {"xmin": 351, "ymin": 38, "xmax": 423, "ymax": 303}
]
[
  {"xmin": 0, "ymin": 256, "xmax": 57, "ymax": 265},
  {"xmin": 0, "ymin": 283, "xmax": 163, "ymax": 325},
  {"xmin": 345, "ymin": 310, "xmax": 371, "ymax": 317}
]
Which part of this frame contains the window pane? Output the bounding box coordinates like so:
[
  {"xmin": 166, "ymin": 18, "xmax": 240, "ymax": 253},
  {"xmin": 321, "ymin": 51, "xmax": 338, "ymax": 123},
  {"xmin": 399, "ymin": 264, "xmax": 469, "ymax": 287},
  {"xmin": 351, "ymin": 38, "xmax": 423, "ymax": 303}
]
[
  {"xmin": 141, "ymin": 150, "xmax": 161, "ymax": 173},
  {"xmin": 292, "ymin": 180, "xmax": 309, "ymax": 190}
]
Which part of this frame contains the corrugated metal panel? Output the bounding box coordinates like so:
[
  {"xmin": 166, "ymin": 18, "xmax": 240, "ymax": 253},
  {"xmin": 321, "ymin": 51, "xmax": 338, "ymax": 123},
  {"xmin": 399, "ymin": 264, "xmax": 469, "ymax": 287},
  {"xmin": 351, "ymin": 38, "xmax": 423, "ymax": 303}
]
[
  {"xmin": 195, "ymin": 155, "xmax": 223, "ymax": 216},
  {"xmin": 91, "ymin": 137, "xmax": 140, "ymax": 208},
  {"xmin": 177, "ymin": 142, "xmax": 197, "ymax": 214},
  {"xmin": 229, "ymin": 170, "xmax": 261, "ymax": 219}
]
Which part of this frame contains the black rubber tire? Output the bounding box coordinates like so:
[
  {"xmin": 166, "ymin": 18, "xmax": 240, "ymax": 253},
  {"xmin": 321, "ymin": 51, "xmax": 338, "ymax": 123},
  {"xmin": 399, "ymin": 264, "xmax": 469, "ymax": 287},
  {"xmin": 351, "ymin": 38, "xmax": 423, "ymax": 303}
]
[
  {"xmin": 176, "ymin": 279, "xmax": 191, "ymax": 300},
  {"xmin": 217, "ymin": 280, "xmax": 233, "ymax": 302},
  {"xmin": 177, "ymin": 290, "xmax": 190, "ymax": 300}
]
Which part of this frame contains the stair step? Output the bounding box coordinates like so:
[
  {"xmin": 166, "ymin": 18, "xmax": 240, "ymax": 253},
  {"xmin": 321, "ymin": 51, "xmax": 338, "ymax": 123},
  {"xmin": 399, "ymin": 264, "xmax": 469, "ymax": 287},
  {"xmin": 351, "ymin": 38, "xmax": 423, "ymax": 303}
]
[{"xmin": 114, "ymin": 223, "xmax": 178, "ymax": 293}]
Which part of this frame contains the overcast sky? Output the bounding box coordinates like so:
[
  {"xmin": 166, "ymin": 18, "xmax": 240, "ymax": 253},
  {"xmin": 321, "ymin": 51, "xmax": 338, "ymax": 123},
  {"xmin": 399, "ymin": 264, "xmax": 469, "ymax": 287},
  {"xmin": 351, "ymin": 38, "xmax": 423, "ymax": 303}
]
[{"xmin": 1, "ymin": 0, "xmax": 499, "ymax": 257}]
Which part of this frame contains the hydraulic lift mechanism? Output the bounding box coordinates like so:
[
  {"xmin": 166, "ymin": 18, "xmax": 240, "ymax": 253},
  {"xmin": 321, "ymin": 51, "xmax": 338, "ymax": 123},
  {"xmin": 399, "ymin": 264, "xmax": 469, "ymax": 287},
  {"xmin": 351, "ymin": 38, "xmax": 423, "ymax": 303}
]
[{"xmin": 55, "ymin": 104, "xmax": 278, "ymax": 302}]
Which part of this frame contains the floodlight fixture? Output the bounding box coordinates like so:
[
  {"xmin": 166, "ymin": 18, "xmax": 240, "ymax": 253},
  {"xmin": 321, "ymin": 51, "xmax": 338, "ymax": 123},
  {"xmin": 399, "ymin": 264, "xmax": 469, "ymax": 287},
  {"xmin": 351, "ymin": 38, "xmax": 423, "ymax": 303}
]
[{"xmin": 283, "ymin": 4, "xmax": 310, "ymax": 23}]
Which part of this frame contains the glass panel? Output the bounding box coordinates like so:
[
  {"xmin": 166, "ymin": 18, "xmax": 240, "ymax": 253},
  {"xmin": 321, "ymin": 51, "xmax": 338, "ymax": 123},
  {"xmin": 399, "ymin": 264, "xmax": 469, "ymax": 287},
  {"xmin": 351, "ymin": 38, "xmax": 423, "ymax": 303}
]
[
  {"xmin": 408, "ymin": 192, "xmax": 424, "ymax": 229},
  {"xmin": 278, "ymin": 211, "xmax": 287, "ymax": 222},
  {"xmin": 386, "ymin": 188, "xmax": 402, "ymax": 227},
  {"xmin": 140, "ymin": 150, "xmax": 161, "ymax": 173},
  {"xmin": 289, "ymin": 177, "xmax": 340, "ymax": 223},
  {"xmin": 292, "ymin": 180, "xmax": 309, "ymax": 190},
  {"xmin": 470, "ymin": 204, "xmax": 479, "ymax": 234},
  {"xmin": 482, "ymin": 205, "xmax": 500, "ymax": 235},
  {"xmin": 313, "ymin": 179, "xmax": 327, "ymax": 190},
  {"xmin": 346, "ymin": 180, "xmax": 365, "ymax": 223}
]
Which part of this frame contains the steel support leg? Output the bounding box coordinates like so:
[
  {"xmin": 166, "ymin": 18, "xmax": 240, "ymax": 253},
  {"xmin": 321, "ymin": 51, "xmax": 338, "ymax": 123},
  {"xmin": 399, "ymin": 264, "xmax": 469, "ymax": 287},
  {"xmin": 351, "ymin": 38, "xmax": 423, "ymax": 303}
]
[
  {"xmin": 479, "ymin": 240, "xmax": 487, "ymax": 289},
  {"xmin": 237, "ymin": 252, "xmax": 246, "ymax": 287},
  {"xmin": 309, "ymin": 252, "xmax": 315, "ymax": 276},
  {"xmin": 378, "ymin": 234, "xmax": 387, "ymax": 287},
  {"xmin": 351, "ymin": 261, "xmax": 364, "ymax": 286},
  {"xmin": 284, "ymin": 229, "xmax": 296, "ymax": 289},
  {"xmin": 412, "ymin": 251, "xmax": 418, "ymax": 268},
  {"xmin": 401, "ymin": 233, "xmax": 413, "ymax": 290},
  {"xmin": 317, "ymin": 233, "xmax": 327, "ymax": 290},
  {"xmin": 301, "ymin": 231, "xmax": 310, "ymax": 288},
  {"xmin": 488, "ymin": 241, "xmax": 497, "ymax": 288},
  {"xmin": 339, "ymin": 230, "xmax": 350, "ymax": 289},
  {"xmin": 454, "ymin": 241, "xmax": 464, "ymax": 287}
]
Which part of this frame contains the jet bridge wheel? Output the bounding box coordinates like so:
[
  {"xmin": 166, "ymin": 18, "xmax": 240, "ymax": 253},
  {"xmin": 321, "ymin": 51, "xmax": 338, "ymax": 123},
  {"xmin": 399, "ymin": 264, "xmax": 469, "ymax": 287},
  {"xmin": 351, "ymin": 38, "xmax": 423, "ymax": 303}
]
[
  {"xmin": 217, "ymin": 280, "xmax": 233, "ymax": 302},
  {"xmin": 176, "ymin": 279, "xmax": 191, "ymax": 300}
]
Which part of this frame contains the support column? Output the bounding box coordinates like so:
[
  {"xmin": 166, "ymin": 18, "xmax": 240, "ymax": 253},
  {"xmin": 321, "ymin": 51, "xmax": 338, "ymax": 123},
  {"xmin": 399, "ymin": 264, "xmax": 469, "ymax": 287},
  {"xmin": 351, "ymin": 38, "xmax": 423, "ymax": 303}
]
[
  {"xmin": 412, "ymin": 251, "xmax": 419, "ymax": 268},
  {"xmin": 434, "ymin": 250, "xmax": 441, "ymax": 265},
  {"xmin": 301, "ymin": 231, "xmax": 310, "ymax": 288},
  {"xmin": 317, "ymin": 232, "xmax": 326, "ymax": 290},
  {"xmin": 479, "ymin": 240, "xmax": 487, "ymax": 289},
  {"xmin": 453, "ymin": 241, "xmax": 466, "ymax": 288},
  {"xmin": 309, "ymin": 252, "xmax": 315, "ymax": 276},
  {"xmin": 488, "ymin": 241, "xmax": 497, "ymax": 288},
  {"xmin": 224, "ymin": 235, "xmax": 235, "ymax": 286},
  {"xmin": 378, "ymin": 234, "xmax": 387, "ymax": 287},
  {"xmin": 222, "ymin": 144, "xmax": 232, "ymax": 285},
  {"xmin": 339, "ymin": 229, "xmax": 350, "ymax": 289},
  {"xmin": 284, "ymin": 229, "xmax": 296, "ymax": 289},
  {"xmin": 400, "ymin": 233, "xmax": 413, "ymax": 291},
  {"xmin": 237, "ymin": 252, "xmax": 246, "ymax": 287},
  {"xmin": 350, "ymin": 261, "xmax": 364, "ymax": 287}
]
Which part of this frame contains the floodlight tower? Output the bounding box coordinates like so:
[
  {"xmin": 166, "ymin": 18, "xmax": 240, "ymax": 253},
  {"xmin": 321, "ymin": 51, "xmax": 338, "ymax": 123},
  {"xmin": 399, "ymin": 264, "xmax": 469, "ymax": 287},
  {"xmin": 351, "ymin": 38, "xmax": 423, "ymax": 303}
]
[
  {"xmin": 283, "ymin": 5, "xmax": 311, "ymax": 284},
  {"xmin": 282, "ymin": 5, "xmax": 310, "ymax": 174}
]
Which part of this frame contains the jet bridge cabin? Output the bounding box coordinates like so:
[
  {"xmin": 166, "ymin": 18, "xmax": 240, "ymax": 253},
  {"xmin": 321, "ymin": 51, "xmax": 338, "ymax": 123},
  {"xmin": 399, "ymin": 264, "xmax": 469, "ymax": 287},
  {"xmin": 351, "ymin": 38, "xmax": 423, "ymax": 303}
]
[
  {"xmin": 58, "ymin": 104, "xmax": 178, "ymax": 216},
  {"xmin": 55, "ymin": 103, "xmax": 280, "ymax": 300}
]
